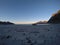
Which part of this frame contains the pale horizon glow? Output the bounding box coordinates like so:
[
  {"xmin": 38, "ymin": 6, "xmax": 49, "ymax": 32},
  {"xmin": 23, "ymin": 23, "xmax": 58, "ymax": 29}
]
[
  {"xmin": 14, "ymin": 20, "xmax": 48, "ymax": 24},
  {"xmin": 15, "ymin": 22, "xmax": 35, "ymax": 24}
]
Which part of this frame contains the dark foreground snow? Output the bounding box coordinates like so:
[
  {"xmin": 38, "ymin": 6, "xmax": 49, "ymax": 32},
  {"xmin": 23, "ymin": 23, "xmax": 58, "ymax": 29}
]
[{"xmin": 0, "ymin": 24, "xmax": 60, "ymax": 45}]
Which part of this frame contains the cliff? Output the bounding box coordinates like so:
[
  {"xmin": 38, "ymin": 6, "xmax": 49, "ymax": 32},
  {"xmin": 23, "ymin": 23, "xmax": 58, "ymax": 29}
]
[{"xmin": 48, "ymin": 10, "xmax": 60, "ymax": 24}]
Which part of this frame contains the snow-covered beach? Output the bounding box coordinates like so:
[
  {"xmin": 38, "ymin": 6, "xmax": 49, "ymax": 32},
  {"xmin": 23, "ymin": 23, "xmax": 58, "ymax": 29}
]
[{"xmin": 0, "ymin": 24, "xmax": 60, "ymax": 45}]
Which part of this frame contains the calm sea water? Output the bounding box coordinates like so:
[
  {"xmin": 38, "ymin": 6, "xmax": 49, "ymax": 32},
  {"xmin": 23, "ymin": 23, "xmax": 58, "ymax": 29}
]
[{"xmin": 0, "ymin": 24, "xmax": 60, "ymax": 45}]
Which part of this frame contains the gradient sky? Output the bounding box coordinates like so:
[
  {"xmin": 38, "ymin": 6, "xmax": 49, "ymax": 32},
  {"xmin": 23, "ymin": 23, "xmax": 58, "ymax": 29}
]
[{"xmin": 0, "ymin": 0, "xmax": 60, "ymax": 24}]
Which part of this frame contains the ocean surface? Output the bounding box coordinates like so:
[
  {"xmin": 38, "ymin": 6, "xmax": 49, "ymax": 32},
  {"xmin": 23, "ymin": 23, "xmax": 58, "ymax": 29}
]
[{"xmin": 0, "ymin": 24, "xmax": 60, "ymax": 45}]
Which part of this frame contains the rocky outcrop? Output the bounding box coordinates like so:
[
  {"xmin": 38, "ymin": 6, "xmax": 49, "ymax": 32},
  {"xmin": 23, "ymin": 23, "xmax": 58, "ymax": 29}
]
[{"xmin": 48, "ymin": 10, "xmax": 60, "ymax": 24}]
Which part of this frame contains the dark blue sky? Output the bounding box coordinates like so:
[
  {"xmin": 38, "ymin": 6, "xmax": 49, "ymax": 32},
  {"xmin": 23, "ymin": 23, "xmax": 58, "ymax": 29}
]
[{"xmin": 0, "ymin": 0, "xmax": 60, "ymax": 24}]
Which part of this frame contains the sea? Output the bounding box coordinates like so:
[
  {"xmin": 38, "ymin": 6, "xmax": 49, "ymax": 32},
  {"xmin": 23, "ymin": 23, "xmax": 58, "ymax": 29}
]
[{"xmin": 0, "ymin": 24, "xmax": 60, "ymax": 45}]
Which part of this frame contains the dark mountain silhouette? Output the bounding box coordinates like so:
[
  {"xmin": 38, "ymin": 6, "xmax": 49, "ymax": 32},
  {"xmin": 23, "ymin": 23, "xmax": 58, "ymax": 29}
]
[
  {"xmin": 48, "ymin": 10, "xmax": 60, "ymax": 23},
  {"xmin": 0, "ymin": 21, "xmax": 14, "ymax": 25},
  {"xmin": 32, "ymin": 21, "xmax": 47, "ymax": 25},
  {"xmin": 32, "ymin": 10, "xmax": 60, "ymax": 25}
]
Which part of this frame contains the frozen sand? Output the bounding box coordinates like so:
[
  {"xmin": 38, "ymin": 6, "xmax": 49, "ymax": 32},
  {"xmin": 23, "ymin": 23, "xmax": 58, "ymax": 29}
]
[{"xmin": 0, "ymin": 24, "xmax": 60, "ymax": 45}]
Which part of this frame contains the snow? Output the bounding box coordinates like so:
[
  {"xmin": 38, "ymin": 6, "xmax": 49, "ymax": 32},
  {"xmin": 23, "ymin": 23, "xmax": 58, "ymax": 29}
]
[{"xmin": 0, "ymin": 24, "xmax": 60, "ymax": 45}]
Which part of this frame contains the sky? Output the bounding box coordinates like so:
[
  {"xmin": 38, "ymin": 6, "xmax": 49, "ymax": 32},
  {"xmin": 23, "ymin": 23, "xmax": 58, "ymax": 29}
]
[{"xmin": 0, "ymin": 0, "xmax": 60, "ymax": 24}]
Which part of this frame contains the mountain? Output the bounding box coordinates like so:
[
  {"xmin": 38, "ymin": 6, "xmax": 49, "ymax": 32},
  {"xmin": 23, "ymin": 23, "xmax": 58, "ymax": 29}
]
[
  {"xmin": 0, "ymin": 21, "xmax": 14, "ymax": 25},
  {"xmin": 32, "ymin": 10, "xmax": 60, "ymax": 25},
  {"xmin": 32, "ymin": 21, "xmax": 47, "ymax": 25},
  {"xmin": 48, "ymin": 10, "xmax": 60, "ymax": 24}
]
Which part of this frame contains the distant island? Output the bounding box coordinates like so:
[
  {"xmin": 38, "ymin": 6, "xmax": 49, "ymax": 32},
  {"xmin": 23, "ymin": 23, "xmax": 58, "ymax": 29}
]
[
  {"xmin": 32, "ymin": 21, "xmax": 47, "ymax": 25},
  {"xmin": 0, "ymin": 21, "xmax": 14, "ymax": 25},
  {"xmin": 32, "ymin": 10, "xmax": 60, "ymax": 25}
]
